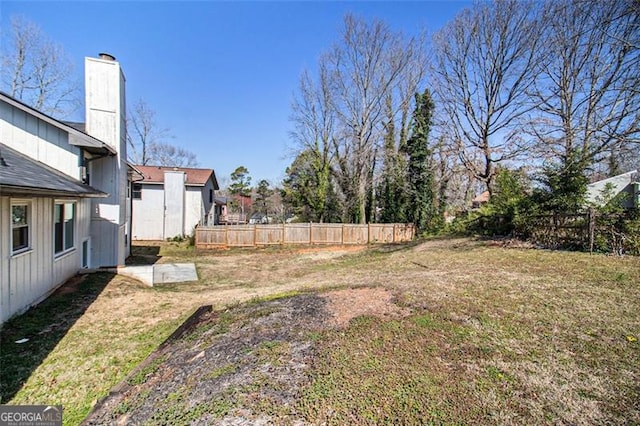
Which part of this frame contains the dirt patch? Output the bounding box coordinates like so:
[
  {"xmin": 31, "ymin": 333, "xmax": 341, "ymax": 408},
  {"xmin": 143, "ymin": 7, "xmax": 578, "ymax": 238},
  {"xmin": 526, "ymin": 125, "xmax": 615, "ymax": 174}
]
[
  {"xmin": 324, "ymin": 287, "xmax": 411, "ymax": 327},
  {"xmin": 53, "ymin": 274, "xmax": 87, "ymax": 295},
  {"xmin": 83, "ymin": 294, "xmax": 326, "ymax": 424},
  {"xmin": 83, "ymin": 287, "xmax": 410, "ymax": 425}
]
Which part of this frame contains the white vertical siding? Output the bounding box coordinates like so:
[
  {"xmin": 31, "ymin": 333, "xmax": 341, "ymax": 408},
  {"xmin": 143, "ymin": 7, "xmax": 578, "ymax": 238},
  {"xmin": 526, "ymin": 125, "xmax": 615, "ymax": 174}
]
[
  {"xmin": 164, "ymin": 171, "xmax": 186, "ymax": 239},
  {"xmin": 199, "ymin": 178, "xmax": 216, "ymax": 226},
  {"xmin": 0, "ymin": 197, "xmax": 9, "ymax": 322},
  {"xmin": 132, "ymin": 179, "xmax": 216, "ymax": 240},
  {"xmin": 85, "ymin": 56, "xmax": 128, "ymax": 266},
  {"xmin": 0, "ymin": 102, "xmax": 81, "ymax": 179},
  {"xmin": 132, "ymin": 185, "xmax": 165, "ymax": 240},
  {"xmin": 184, "ymin": 187, "xmax": 204, "ymax": 236},
  {"xmin": 1, "ymin": 197, "xmax": 89, "ymax": 323}
]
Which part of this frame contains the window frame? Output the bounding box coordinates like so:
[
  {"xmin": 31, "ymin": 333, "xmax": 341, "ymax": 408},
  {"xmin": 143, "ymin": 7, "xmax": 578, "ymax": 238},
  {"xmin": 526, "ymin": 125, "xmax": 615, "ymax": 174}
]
[
  {"xmin": 132, "ymin": 183, "xmax": 142, "ymax": 200},
  {"xmin": 11, "ymin": 201, "xmax": 31, "ymax": 255},
  {"xmin": 54, "ymin": 201, "xmax": 76, "ymax": 256}
]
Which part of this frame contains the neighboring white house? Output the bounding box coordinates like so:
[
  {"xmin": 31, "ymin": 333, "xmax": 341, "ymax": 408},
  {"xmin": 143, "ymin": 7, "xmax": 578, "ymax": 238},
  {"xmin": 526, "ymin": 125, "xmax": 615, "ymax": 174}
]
[
  {"xmin": 0, "ymin": 53, "xmax": 131, "ymax": 323},
  {"xmin": 131, "ymin": 165, "xmax": 219, "ymax": 240},
  {"xmin": 586, "ymin": 169, "xmax": 639, "ymax": 208}
]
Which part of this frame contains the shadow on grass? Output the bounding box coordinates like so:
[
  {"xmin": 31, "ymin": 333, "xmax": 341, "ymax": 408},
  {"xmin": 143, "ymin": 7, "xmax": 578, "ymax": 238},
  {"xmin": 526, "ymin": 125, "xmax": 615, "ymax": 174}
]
[
  {"xmin": 0, "ymin": 272, "xmax": 114, "ymax": 403},
  {"xmin": 376, "ymin": 235, "xmax": 483, "ymax": 254},
  {"xmin": 126, "ymin": 244, "xmax": 162, "ymax": 265}
]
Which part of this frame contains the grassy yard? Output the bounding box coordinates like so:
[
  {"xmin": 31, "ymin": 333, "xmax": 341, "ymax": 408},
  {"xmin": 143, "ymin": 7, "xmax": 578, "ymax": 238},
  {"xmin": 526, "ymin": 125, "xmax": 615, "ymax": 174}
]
[{"xmin": 1, "ymin": 238, "xmax": 639, "ymax": 425}]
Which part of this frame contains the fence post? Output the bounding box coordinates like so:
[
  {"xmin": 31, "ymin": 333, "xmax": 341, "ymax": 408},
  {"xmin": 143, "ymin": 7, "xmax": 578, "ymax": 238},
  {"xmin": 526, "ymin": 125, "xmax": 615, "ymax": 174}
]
[
  {"xmin": 341, "ymin": 223, "xmax": 345, "ymax": 245},
  {"xmin": 253, "ymin": 224, "xmax": 258, "ymax": 247},
  {"xmin": 368, "ymin": 223, "xmax": 371, "ymax": 243},
  {"xmin": 309, "ymin": 222, "xmax": 313, "ymax": 245},
  {"xmin": 225, "ymin": 224, "xmax": 229, "ymax": 248},
  {"xmin": 282, "ymin": 222, "xmax": 286, "ymax": 245},
  {"xmin": 393, "ymin": 224, "xmax": 397, "ymax": 243}
]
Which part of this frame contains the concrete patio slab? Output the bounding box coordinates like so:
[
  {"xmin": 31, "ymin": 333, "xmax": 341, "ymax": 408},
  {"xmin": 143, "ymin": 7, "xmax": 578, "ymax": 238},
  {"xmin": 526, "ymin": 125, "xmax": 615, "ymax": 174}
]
[
  {"xmin": 116, "ymin": 263, "xmax": 197, "ymax": 286},
  {"xmin": 153, "ymin": 263, "xmax": 198, "ymax": 284}
]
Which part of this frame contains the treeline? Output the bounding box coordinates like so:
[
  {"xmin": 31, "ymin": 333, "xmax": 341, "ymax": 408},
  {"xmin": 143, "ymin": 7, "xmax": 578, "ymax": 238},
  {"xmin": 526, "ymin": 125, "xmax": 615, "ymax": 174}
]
[{"xmin": 282, "ymin": 0, "xmax": 640, "ymax": 234}]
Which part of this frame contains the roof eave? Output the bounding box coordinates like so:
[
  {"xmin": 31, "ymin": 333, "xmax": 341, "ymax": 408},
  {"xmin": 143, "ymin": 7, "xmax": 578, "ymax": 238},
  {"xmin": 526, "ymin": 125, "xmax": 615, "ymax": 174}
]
[{"xmin": 0, "ymin": 185, "xmax": 108, "ymax": 198}]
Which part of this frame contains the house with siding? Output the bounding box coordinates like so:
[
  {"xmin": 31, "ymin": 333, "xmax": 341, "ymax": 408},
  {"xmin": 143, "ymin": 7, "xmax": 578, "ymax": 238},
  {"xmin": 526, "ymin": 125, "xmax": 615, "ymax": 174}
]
[
  {"xmin": 0, "ymin": 53, "xmax": 131, "ymax": 323},
  {"xmin": 586, "ymin": 170, "xmax": 639, "ymax": 208},
  {"xmin": 131, "ymin": 165, "xmax": 219, "ymax": 240}
]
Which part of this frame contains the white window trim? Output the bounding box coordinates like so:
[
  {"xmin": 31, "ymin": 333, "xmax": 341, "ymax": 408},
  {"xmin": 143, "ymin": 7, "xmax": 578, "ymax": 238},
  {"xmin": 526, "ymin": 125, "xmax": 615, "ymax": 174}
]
[
  {"xmin": 11, "ymin": 200, "xmax": 31, "ymax": 256},
  {"xmin": 54, "ymin": 200, "xmax": 77, "ymax": 258}
]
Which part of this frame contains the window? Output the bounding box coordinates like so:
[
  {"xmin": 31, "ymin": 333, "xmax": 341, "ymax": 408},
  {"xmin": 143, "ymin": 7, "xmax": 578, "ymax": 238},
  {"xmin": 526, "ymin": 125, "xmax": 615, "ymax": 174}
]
[
  {"xmin": 11, "ymin": 204, "xmax": 29, "ymax": 253},
  {"xmin": 132, "ymin": 183, "xmax": 142, "ymax": 199},
  {"xmin": 54, "ymin": 202, "xmax": 75, "ymax": 254},
  {"xmin": 209, "ymin": 189, "xmax": 213, "ymax": 203}
]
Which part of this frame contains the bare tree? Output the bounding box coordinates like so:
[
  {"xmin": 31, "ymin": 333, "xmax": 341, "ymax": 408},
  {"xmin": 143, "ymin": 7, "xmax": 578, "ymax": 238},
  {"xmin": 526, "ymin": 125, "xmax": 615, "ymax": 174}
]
[
  {"xmin": 324, "ymin": 14, "xmax": 426, "ymax": 223},
  {"xmin": 288, "ymin": 15, "xmax": 427, "ymax": 223},
  {"xmin": 127, "ymin": 98, "xmax": 198, "ymax": 167},
  {"xmin": 431, "ymin": 0, "xmax": 542, "ymax": 193},
  {"xmin": 0, "ymin": 15, "xmax": 79, "ymax": 117},
  {"xmin": 147, "ymin": 143, "xmax": 198, "ymax": 168},
  {"xmin": 127, "ymin": 99, "xmax": 171, "ymax": 165},
  {"xmin": 288, "ymin": 65, "xmax": 336, "ymax": 223},
  {"xmin": 528, "ymin": 0, "xmax": 640, "ymax": 177}
]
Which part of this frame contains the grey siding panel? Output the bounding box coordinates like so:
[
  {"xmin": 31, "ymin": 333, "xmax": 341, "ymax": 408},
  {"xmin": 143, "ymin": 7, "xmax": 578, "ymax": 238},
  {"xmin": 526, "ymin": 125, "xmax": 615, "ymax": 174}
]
[
  {"xmin": 0, "ymin": 197, "xmax": 7, "ymax": 322},
  {"xmin": 1, "ymin": 197, "xmax": 88, "ymax": 323}
]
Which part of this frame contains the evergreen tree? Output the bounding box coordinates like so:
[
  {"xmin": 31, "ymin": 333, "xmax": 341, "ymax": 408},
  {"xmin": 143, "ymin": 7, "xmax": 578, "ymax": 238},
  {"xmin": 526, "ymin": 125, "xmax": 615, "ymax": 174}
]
[
  {"xmin": 254, "ymin": 179, "xmax": 273, "ymax": 215},
  {"xmin": 282, "ymin": 149, "xmax": 337, "ymax": 223},
  {"xmin": 535, "ymin": 152, "xmax": 589, "ymax": 213},
  {"xmin": 377, "ymin": 95, "xmax": 408, "ymax": 223},
  {"xmin": 404, "ymin": 89, "xmax": 437, "ymax": 233},
  {"xmin": 229, "ymin": 166, "xmax": 252, "ymax": 215}
]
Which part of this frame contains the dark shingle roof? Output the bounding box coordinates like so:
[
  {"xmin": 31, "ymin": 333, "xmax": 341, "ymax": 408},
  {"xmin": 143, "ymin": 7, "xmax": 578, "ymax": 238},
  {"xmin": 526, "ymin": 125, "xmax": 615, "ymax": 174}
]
[{"xmin": 0, "ymin": 143, "xmax": 107, "ymax": 198}]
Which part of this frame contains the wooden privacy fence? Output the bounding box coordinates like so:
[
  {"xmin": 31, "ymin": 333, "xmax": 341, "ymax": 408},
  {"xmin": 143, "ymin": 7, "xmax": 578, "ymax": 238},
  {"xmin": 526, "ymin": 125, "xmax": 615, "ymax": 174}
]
[
  {"xmin": 195, "ymin": 223, "xmax": 415, "ymax": 249},
  {"xmin": 525, "ymin": 213, "xmax": 591, "ymax": 250},
  {"xmin": 520, "ymin": 209, "xmax": 639, "ymax": 254}
]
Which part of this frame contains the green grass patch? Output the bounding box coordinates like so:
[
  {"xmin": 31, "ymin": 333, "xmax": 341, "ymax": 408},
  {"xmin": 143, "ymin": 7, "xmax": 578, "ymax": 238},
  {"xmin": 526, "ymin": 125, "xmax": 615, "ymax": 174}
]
[
  {"xmin": 249, "ymin": 290, "xmax": 304, "ymax": 303},
  {"xmin": 0, "ymin": 273, "xmax": 112, "ymax": 404},
  {"xmin": 208, "ymin": 363, "xmax": 237, "ymax": 380},
  {"xmin": 1, "ymin": 272, "xmax": 184, "ymax": 425},
  {"xmin": 128, "ymin": 355, "xmax": 167, "ymax": 386},
  {"xmin": 3, "ymin": 238, "xmax": 639, "ymax": 425},
  {"xmin": 295, "ymin": 312, "xmax": 476, "ymax": 424}
]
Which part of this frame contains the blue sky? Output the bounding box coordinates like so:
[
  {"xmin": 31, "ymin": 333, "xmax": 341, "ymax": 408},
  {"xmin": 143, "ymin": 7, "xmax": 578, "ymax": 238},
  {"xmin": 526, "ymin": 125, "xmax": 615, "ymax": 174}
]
[{"xmin": 1, "ymin": 1, "xmax": 470, "ymax": 187}]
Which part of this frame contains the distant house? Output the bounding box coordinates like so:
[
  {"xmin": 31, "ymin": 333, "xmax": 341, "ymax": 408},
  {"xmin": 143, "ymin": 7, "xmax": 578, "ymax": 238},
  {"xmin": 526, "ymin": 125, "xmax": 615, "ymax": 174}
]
[
  {"xmin": 0, "ymin": 53, "xmax": 131, "ymax": 323},
  {"xmin": 472, "ymin": 191, "xmax": 490, "ymax": 209},
  {"xmin": 249, "ymin": 212, "xmax": 270, "ymax": 224},
  {"xmin": 217, "ymin": 194, "xmax": 252, "ymax": 224},
  {"xmin": 131, "ymin": 165, "xmax": 219, "ymax": 240},
  {"xmin": 586, "ymin": 170, "xmax": 639, "ymax": 208}
]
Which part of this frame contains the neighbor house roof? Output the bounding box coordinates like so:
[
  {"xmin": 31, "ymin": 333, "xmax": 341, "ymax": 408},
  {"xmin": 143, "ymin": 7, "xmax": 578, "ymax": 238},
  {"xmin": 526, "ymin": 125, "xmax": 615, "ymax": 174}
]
[
  {"xmin": 472, "ymin": 191, "xmax": 490, "ymax": 204},
  {"xmin": 0, "ymin": 143, "xmax": 107, "ymax": 198},
  {"xmin": 135, "ymin": 165, "xmax": 219, "ymax": 189},
  {"xmin": 586, "ymin": 169, "xmax": 638, "ymax": 207},
  {"xmin": 0, "ymin": 91, "xmax": 116, "ymax": 156}
]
